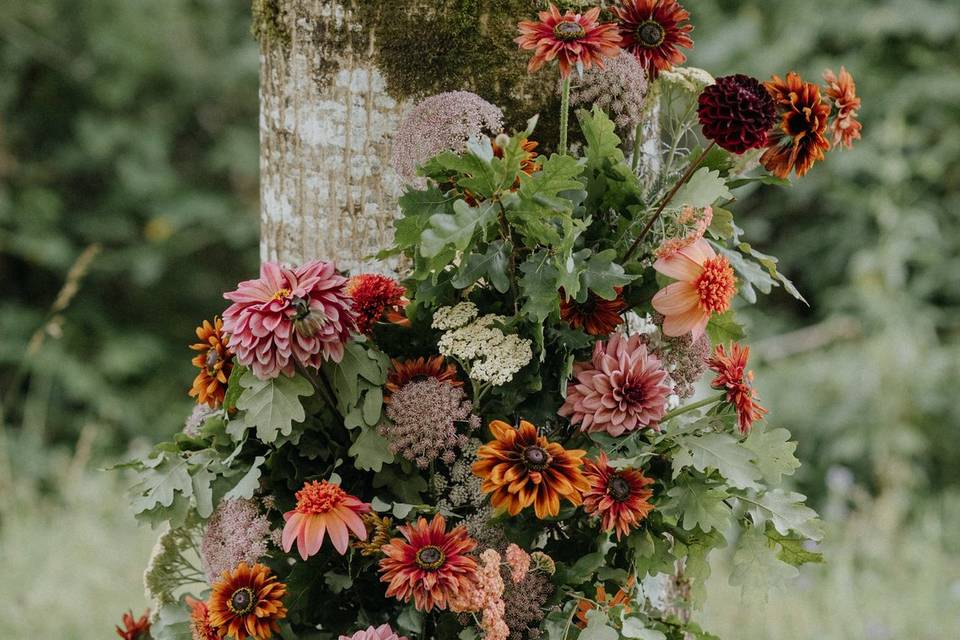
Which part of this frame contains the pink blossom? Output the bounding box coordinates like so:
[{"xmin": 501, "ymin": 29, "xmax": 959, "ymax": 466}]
[
  {"xmin": 339, "ymin": 624, "xmax": 408, "ymax": 640},
  {"xmin": 505, "ymin": 544, "xmax": 530, "ymax": 584},
  {"xmin": 222, "ymin": 260, "xmax": 355, "ymax": 379}
]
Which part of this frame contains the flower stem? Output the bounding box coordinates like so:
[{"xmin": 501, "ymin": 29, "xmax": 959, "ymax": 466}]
[
  {"xmin": 662, "ymin": 392, "xmax": 727, "ymax": 422},
  {"xmin": 559, "ymin": 76, "xmax": 572, "ymax": 156}
]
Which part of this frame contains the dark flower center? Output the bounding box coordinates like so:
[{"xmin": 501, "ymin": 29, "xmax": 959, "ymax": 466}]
[
  {"xmin": 523, "ymin": 445, "xmax": 550, "ymax": 470},
  {"xmin": 554, "ymin": 20, "xmax": 586, "ymax": 41},
  {"xmin": 291, "ymin": 296, "xmax": 328, "ymax": 337},
  {"xmin": 415, "ymin": 545, "xmax": 445, "ymax": 570},
  {"xmin": 228, "ymin": 587, "xmax": 255, "ymax": 615},
  {"xmin": 204, "ymin": 348, "xmax": 221, "ymax": 374},
  {"xmin": 608, "ymin": 475, "xmax": 632, "ymax": 502},
  {"xmin": 637, "ymin": 20, "xmax": 666, "ymax": 47},
  {"xmin": 623, "ymin": 384, "xmax": 645, "ymax": 406}
]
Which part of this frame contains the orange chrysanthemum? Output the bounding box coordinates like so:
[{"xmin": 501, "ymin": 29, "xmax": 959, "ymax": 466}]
[
  {"xmin": 516, "ymin": 5, "xmax": 622, "ymax": 78},
  {"xmin": 559, "ymin": 289, "xmax": 627, "ymax": 336},
  {"xmin": 379, "ymin": 514, "xmax": 478, "ymax": 612},
  {"xmin": 189, "ymin": 317, "xmax": 233, "ymax": 408},
  {"xmin": 115, "ymin": 609, "xmax": 150, "ymax": 640},
  {"xmin": 823, "ymin": 67, "xmax": 862, "ymax": 149},
  {"xmin": 612, "ymin": 0, "xmax": 693, "ymax": 79},
  {"xmin": 473, "ymin": 419, "xmax": 590, "ymax": 519},
  {"xmin": 575, "ymin": 577, "xmax": 636, "ymax": 628},
  {"xmin": 582, "ymin": 453, "xmax": 654, "ymax": 539},
  {"xmin": 760, "ymin": 72, "xmax": 832, "ymax": 178},
  {"xmin": 187, "ymin": 597, "xmax": 219, "ymax": 640},
  {"xmin": 385, "ymin": 356, "xmax": 462, "ymax": 401},
  {"xmin": 708, "ymin": 342, "xmax": 768, "ymax": 435},
  {"xmin": 208, "ymin": 562, "xmax": 287, "ymax": 640},
  {"xmin": 282, "ymin": 480, "xmax": 371, "ymax": 560},
  {"xmin": 347, "ymin": 274, "xmax": 409, "ymax": 335}
]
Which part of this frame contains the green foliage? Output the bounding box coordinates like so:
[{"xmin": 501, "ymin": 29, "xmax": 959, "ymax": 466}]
[
  {"xmin": 234, "ymin": 371, "xmax": 314, "ymax": 443},
  {"xmin": 729, "ymin": 527, "xmax": 799, "ymax": 602}
]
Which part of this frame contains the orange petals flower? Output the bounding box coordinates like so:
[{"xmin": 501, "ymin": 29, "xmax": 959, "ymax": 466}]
[
  {"xmin": 708, "ymin": 342, "xmax": 768, "ymax": 434},
  {"xmin": 823, "ymin": 67, "xmax": 862, "ymax": 149},
  {"xmin": 189, "ymin": 317, "xmax": 233, "ymax": 408},
  {"xmin": 385, "ymin": 355, "xmax": 462, "ymax": 402},
  {"xmin": 560, "ymin": 289, "xmax": 627, "ymax": 336},
  {"xmin": 582, "ymin": 453, "xmax": 655, "ymax": 539},
  {"xmin": 575, "ymin": 576, "xmax": 636, "ymax": 628},
  {"xmin": 282, "ymin": 480, "xmax": 371, "ymax": 560},
  {"xmin": 115, "ymin": 609, "xmax": 150, "ymax": 640},
  {"xmin": 379, "ymin": 513, "xmax": 478, "ymax": 612},
  {"xmin": 208, "ymin": 562, "xmax": 287, "ymax": 640},
  {"xmin": 516, "ymin": 4, "xmax": 622, "ymax": 78},
  {"xmin": 473, "ymin": 419, "xmax": 590, "ymax": 519},
  {"xmin": 760, "ymin": 72, "xmax": 831, "ymax": 178},
  {"xmin": 612, "ymin": 0, "xmax": 693, "ymax": 78},
  {"xmin": 652, "ymin": 238, "xmax": 736, "ymax": 339},
  {"xmin": 187, "ymin": 596, "xmax": 218, "ymax": 640}
]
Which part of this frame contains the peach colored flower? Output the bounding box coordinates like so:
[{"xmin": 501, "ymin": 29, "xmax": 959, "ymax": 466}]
[
  {"xmin": 282, "ymin": 480, "xmax": 371, "ymax": 560},
  {"xmin": 823, "ymin": 67, "xmax": 862, "ymax": 149},
  {"xmin": 505, "ymin": 544, "xmax": 531, "ymax": 583},
  {"xmin": 339, "ymin": 625, "xmax": 408, "ymax": 640},
  {"xmin": 651, "ymin": 238, "xmax": 736, "ymax": 339}
]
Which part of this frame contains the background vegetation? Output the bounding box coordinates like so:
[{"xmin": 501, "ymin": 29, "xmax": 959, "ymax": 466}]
[{"xmin": 1, "ymin": 0, "xmax": 958, "ymax": 637}]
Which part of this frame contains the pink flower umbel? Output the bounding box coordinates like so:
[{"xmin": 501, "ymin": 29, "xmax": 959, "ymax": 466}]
[
  {"xmin": 339, "ymin": 625, "xmax": 408, "ymax": 640},
  {"xmin": 282, "ymin": 480, "xmax": 371, "ymax": 560},
  {"xmin": 222, "ymin": 260, "xmax": 356, "ymax": 380},
  {"xmin": 516, "ymin": 4, "xmax": 621, "ymax": 78},
  {"xmin": 559, "ymin": 333, "xmax": 672, "ymax": 435},
  {"xmin": 652, "ymin": 238, "xmax": 736, "ymax": 339}
]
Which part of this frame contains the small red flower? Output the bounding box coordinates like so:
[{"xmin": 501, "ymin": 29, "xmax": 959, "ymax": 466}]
[
  {"xmin": 115, "ymin": 609, "xmax": 150, "ymax": 640},
  {"xmin": 708, "ymin": 342, "xmax": 768, "ymax": 434},
  {"xmin": 347, "ymin": 274, "xmax": 409, "ymax": 335},
  {"xmin": 583, "ymin": 453, "xmax": 654, "ymax": 539},
  {"xmin": 516, "ymin": 4, "xmax": 622, "ymax": 78},
  {"xmin": 612, "ymin": 0, "xmax": 693, "ymax": 79}
]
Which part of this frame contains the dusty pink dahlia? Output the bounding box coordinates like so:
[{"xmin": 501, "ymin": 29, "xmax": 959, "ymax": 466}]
[
  {"xmin": 222, "ymin": 261, "xmax": 356, "ymax": 379},
  {"xmin": 339, "ymin": 625, "xmax": 408, "ymax": 640},
  {"xmin": 559, "ymin": 333, "xmax": 672, "ymax": 435}
]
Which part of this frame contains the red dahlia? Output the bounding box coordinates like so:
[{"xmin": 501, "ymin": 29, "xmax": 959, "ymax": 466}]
[
  {"xmin": 347, "ymin": 273, "xmax": 409, "ymax": 335},
  {"xmin": 612, "ymin": 0, "xmax": 693, "ymax": 79},
  {"xmin": 698, "ymin": 74, "xmax": 777, "ymax": 154},
  {"xmin": 559, "ymin": 289, "xmax": 627, "ymax": 336}
]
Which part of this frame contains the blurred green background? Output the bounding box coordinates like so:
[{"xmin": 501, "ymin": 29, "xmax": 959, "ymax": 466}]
[{"xmin": 1, "ymin": 0, "xmax": 958, "ymax": 637}]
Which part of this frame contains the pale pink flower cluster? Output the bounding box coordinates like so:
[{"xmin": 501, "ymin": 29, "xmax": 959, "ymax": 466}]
[
  {"xmin": 200, "ymin": 498, "xmax": 280, "ymax": 582},
  {"xmin": 339, "ymin": 624, "xmax": 407, "ymax": 640},
  {"xmin": 505, "ymin": 544, "xmax": 530, "ymax": 584},
  {"xmin": 455, "ymin": 549, "xmax": 509, "ymax": 640},
  {"xmin": 570, "ymin": 50, "xmax": 650, "ymax": 142},
  {"xmin": 655, "ymin": 205, "xmax": 714, "ymax": 260}
]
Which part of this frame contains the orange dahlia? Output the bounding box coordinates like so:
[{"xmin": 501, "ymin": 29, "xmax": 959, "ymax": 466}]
[
  {"xmin": 582, "ymin": 453, "xmax": 654, "ymax": 539},
  {"xmin": 115, "ymin": 609, "xmax": 150, "ymax": 640},
  {"xmin": 760, "ymin": 72, "xmax": 832, "ymax": 178},
  {"xmin": 612, "ymin": 0, "xmax": 693, "ymax": 79},
  {"xmin": 516, "ymin": 5, "xmax": 622, "ymax": 78},
  {"xmin": 708, "ymin": 342, "xmax": 768, "ymax": 435},
  {"xmin": 189, "ymin": 317, "xmax": 233, "ymax": 408},
  {"xmin": 208, "ymin": 562, "xmax": 287, "ymax": 640},
  {"xmin": 385, "ymin": 356, "xmax": 462, "ymax": 401},
  {"xmin": 473, "ymin": 419, "xmax": 590, "ymax": 519},
  {"xmin": 823, "ymin": 67, "xmax": 862, "ymax": 149},
  {"xmin": 559, "ymin": 289, "xmax": 627, "ymax": 336},
  {"xmin": 187, "ymin": 596, "xmax": 219, "ymax": 640},
  {"xmin": 282, "ymin": 480, "xmax": 371, "ymax": 560},
  {"xmin": 379, "ymin": 513, "xmax": 478, "ymax": 612},
  {"xmin": 347, "ymin": 274, "xmax": 409, "ymax": 335}
]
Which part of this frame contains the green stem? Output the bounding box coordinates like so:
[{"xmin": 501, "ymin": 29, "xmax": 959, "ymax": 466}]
[
  {"xmin": 559, "ymin": 76, "xmax": 571, "ymax": 156},
  {"xmin": 661, "ymin": 392, "xmax": 727, "ymax": 422}
]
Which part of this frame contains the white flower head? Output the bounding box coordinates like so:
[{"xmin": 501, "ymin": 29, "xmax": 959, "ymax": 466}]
[
  {"xmin": 438, "ymin": 314, "xmax": 532, "ymax": 386},
  {"xmin": 432, "ymin": 302, "xmax": 479, "ymax": 330}
]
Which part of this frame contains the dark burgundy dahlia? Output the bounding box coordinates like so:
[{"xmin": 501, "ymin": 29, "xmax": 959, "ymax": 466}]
[{"xmin": 697, "ymin": 74, "xmax": 777, "ymax": 154}]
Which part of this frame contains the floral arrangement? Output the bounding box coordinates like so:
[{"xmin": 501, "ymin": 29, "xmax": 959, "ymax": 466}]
[{"xmin": 118, "ymin": 2, "xmax": 861, "ymax": 639}]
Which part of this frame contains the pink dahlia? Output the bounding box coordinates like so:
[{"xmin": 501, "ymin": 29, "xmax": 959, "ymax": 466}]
[
  {"xmin": 559, "ymin": 333, "xmax": 672, "ymax": 435},
  {"xmin": 339, "ymin": 625, "xmax": 408, "ymax": 640},
  {"xmin": 222, "ymin": 261, "xmax": 356, "ymax": 379}
]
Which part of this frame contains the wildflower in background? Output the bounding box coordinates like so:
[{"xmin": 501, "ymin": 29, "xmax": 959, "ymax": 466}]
[
  {"xmin": 186, "ymin": 597, "xmax": 218, "ymax": 640},
  {"xmin": 391, "ymin": 92, "xmax": 503, "ymax": 186},
  {"xmin": 385, "ymin": 355, "xmax": 462, "ymax": 401},
  {"xmin": 559, "ymin": 289, "xmax": 627, "ymax": 336},
  {"xmin": 208, "ymin": 562, "xmax": 287, "ymax": 640},
  {"xmin": 574, "ymin": 577, "xmax": 636, "ymax": 628},
  {"xmin": 282, "ymin": 480, "xmax": 371, "ymax": 559},
  {"xmin": 760, "ymin": 72, "xmax": 831, "ymax": 178},
  {"xmin": 380, "ymin": 378, "xmax": 480, "ymax": 468},
  {"xmin": 353, "ymin": 512, "xmax": 394, "ymax": 557},
  {"xmin": 201, "ymin": 498, "xmax": 279, "ymax": 582},
  {"xmin": 222, "ymin": 261, "xmax": 356, "ymax": 380},
  {"xmin": 379, "ymin": 514, "xmax": 479, "ymax": 612},
  {"xmin": 612, "ymin": 0, "xmax": 693, "ymax": 79},
  {"xmin": 697, "ymin": 74, "xmax": 777, "ymax": 153},
  {"xmin": 189, "ymin": 316, "xmax": 233, "ymax": 408},
  {"xmin": 583, "ymin": 453, "xmax": 655, "ymax": 539},
  {"xmin": 651, "ymin": 238, "xmax": 736, "ymax": 338},
  {"xmin": 516, "ymin": 5, "xmax": 621, "ymax": 78},
  {"xmin": 569, "ymin": 50, "xmax": 649, "ymax": 141},
  {"xmin": 559, "ymin": 333, "xmax": 672, "ymax": 435},
  {"xmin": 473, "ymin": 419, "xmax": 589, "ymax": 519},
  {"xmin": 437, "ymin": 314, "xmax": 533, "ymax": 386},
  {"xmin": 505, "ymin": 544, "xmax": 531, "ymax": 584},
  {"xmin": 823, "ymin": 67, "xmax": 862, "ymax": 148},
  {"xmin": 708, "ymin": 342, "xmax": 768, "ymax": 434},
  {"xmin": 347, "ymin": 274, "xmax": 408, "ymax": 335},
  {"xmin": 339, "ymin": 625, "xmax": 409, "ymax": 640},
  {"xmin": 115, "ymin": 610, "xmax": 150, "ymax": 640}
]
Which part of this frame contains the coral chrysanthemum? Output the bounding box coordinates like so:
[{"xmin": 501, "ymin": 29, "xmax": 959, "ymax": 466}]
[
  {"xmin": 823, "ymin": 67, "xmax": 862, "ymax": 149},
  {"xmin": 515, "ymin": 5, "xmax": 622, "ymax": 78},
  {"xmin": 612, "ymin": 0, "xmax": 693, "ymax": 79},
  {"xmin": 582, "ymin": 453, "xmax": 655, "ymax": 539},
  {"xmin": 347, "ymin": 274, "xmax": 408, "ymax": 335},
  {"xmin": 115, "ymin": 610, "xmax": 150, "ymax": 640},
  {"xmin": 282, "ymin": 480, "xmax": 371, "ymax": 560},
  {"xmin": 651, "ymin": 238, "xmax": 736, "ymax": 339},
  {"xmin": 208, "ymin": 562, "xmax": 287, "ymax": 640},
  {"xmin": 473, "ymin": 419, "xmax": 589, "ymax": 518},
  {"xmin": 708, "ymin": 342, "xmax": 768, "ymax": 434},
  {"xmin": 189, "ymin": 317, "xmax": 233, "ymax": 408},
  {"xmin": 379, "ymin": 513, "xmax": 478, "ymax": 612},
  {"xmin": 760, "ymin": 72, "xmax": 832, "ymax": 178},
  {"xmin": 697, "ymin": 74, "xmax": 777, "ymax": 153},
  {"xmin": 339, "ymin": 624, "xmax": 408, "ymax": 640},
  {"xmin": 559, "ymin": 334, "xmax": 672, "ymax": 435},
  {"xmin": 385, "ymin": 355, "xmax": 462, "ymax": 401},
  {"xmin": 559, "ymin": 289, "xmax": 627, "ymax": 336},
  {"xmin": 186, "ymin": 597, "xmax": 218, "ymax": 640},
  {"xmin": 222, "ymin": 260, "xmax": 356, "ymax": 380}
]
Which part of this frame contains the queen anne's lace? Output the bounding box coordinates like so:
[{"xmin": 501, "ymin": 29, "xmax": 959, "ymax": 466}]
[{"xmin": 437, "ymin": 312, "xmax": 533, "ymax": 386}]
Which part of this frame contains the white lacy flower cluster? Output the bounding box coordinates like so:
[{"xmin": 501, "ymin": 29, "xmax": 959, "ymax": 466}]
[{"xmin": 434, "ymin": 304, "xmax": 533, "ymax": 386}]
